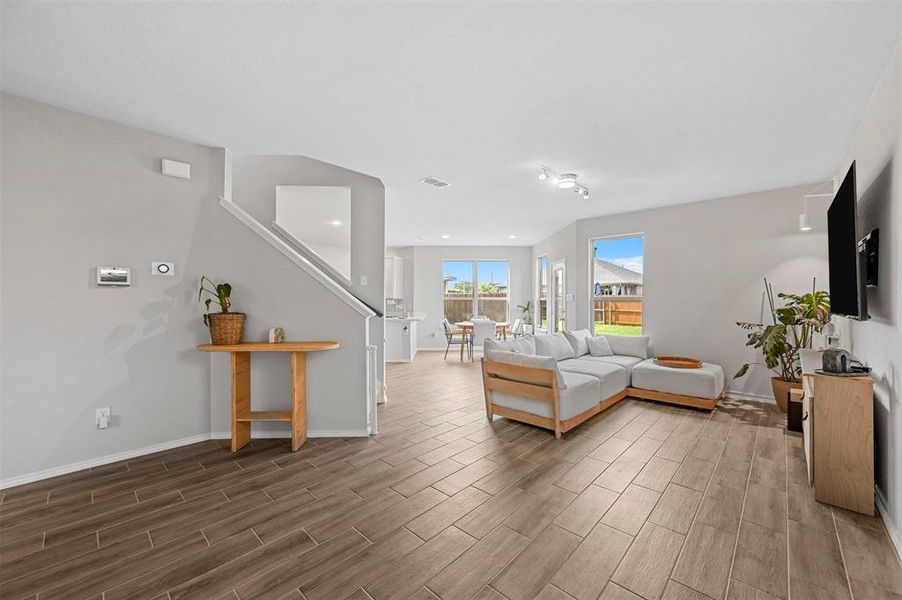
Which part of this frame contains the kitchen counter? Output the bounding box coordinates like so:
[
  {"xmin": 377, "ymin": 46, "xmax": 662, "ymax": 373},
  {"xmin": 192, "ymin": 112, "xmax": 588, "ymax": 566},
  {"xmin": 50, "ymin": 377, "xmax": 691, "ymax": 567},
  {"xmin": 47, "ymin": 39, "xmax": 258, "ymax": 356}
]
[
  {"xmin": 385, "ymin": 313, "xmax": 426, "ymax": 363},
  {"xmin": 385, "ymin": 312, "xmax": 427, "ymax": 322}
]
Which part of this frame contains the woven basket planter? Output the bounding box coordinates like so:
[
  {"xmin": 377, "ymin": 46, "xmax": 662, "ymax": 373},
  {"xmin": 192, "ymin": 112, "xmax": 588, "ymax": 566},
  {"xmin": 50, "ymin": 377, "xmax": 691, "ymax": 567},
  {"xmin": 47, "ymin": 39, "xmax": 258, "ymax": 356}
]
[{"xmin": 207, "ymin": 312, "xmax": 246, "ymax": 345}]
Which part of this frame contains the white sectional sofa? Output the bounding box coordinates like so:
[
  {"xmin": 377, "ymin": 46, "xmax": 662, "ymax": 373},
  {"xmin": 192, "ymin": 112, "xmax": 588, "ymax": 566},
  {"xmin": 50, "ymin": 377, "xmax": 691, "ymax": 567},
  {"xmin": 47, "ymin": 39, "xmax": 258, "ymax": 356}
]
[{"xmin": 482, "ymin": 330, "xmax": 724, "ymax": 437}]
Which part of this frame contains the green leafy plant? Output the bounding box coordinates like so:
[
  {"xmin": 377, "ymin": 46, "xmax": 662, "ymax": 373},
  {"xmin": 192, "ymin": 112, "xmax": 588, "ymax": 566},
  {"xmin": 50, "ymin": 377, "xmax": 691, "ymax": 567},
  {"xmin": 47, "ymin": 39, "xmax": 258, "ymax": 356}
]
[
  {"xmin": 734, "ymin": 278, "xmax": 830, "ymax": 383},
  {"xmin": 447, "ymin": 281, "xmax": 472, "ymax": 293},
  {"xmin": 198, "ymin": 275, "xmax": 233, "ymax": 325},
  {"xmin": 516, "ymin": 300, "xmax": 533, "ymax": 323}
]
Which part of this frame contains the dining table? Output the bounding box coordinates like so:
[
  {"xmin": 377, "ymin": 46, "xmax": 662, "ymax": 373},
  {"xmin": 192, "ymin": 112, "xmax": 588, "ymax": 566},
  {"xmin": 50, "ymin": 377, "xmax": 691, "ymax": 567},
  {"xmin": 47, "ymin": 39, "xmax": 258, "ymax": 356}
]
[{"xmin": 454, "ymin": 321, "xmax": 509, "ymax": 361}]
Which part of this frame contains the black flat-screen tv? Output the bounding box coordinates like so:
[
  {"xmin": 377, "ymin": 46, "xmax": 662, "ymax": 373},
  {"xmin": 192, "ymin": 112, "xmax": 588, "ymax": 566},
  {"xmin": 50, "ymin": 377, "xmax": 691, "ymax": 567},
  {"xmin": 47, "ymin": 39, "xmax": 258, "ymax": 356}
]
[{"xmin": 827, "ymin": 161, "xmax": 868, "ymax": 320}]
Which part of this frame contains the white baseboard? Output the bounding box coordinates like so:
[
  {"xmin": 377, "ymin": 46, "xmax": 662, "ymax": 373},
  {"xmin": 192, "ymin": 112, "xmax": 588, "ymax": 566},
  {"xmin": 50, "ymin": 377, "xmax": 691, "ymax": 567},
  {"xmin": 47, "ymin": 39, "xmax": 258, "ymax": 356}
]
[
  {"xmin": 0, "ymin": 433, "xmax": 211, "ymax": 490},
  {"xmin": 1, "ymin": 428, "xmax": 372, "ymax": 490},
  {"xmin": 876, "ymin": 489, "xmax": 902, "ymax": 559},
  {"xmin": 725, "ymin": 389, "xmax": 776, "ymax": 403},
  {"xmin": 209, "ymin": 429, "xmax": 371, "ymax": 439}
]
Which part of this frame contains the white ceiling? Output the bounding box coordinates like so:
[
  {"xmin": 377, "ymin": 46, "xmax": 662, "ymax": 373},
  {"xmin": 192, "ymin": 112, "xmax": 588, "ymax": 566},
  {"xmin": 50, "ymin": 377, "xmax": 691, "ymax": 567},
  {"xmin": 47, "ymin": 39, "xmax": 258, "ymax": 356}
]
[{"xmin": 2, "ymin": 2, "xmax": 900, "ymax": 246}]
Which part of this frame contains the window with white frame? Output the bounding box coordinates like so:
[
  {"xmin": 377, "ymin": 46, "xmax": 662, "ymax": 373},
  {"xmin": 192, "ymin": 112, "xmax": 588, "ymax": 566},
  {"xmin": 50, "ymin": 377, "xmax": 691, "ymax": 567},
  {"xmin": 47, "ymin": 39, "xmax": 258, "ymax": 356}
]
[
  {"xmin": 536, "ymin": 256, "xmax": 548, "ymax": 331},
  {"xmin": 442, "ymin": 260, "xmax": 509, "ymax": 323},
  {"xmin": 591, "ymin": 235, "xmax": 644, "ymax": 336}
]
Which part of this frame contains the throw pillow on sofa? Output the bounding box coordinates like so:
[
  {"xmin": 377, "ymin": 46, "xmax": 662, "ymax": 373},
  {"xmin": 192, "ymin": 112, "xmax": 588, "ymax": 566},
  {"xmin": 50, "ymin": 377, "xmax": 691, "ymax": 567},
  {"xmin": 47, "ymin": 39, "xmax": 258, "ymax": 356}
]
[
  {"xmin": 587, "ymin": 335, "xmax": 614, "ymax": 356},
  {"xmin": 485, "ymin": 336, "xmax": 537, "ymax": 356},
  {"xmin": 563, "ymin": 329, "xmax": 592, "ymax": 357},
  {"xmin": 602, "ymin": 334, "xmax": 650, "ymax": 359},
  {"xmin": 535, "ymin": 332, "xmax": 576, "ymax": 360}
]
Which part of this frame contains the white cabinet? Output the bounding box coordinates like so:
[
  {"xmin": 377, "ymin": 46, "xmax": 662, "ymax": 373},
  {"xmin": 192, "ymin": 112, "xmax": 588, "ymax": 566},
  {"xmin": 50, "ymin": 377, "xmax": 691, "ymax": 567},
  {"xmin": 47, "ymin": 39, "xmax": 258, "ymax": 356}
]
[
  {"xmin": 385, "ymin": 318, "xmax": 417, "ymax": 363},
  {"xmin": 385, "ymin": 256, "xmax": 404, "ymax": 299}
]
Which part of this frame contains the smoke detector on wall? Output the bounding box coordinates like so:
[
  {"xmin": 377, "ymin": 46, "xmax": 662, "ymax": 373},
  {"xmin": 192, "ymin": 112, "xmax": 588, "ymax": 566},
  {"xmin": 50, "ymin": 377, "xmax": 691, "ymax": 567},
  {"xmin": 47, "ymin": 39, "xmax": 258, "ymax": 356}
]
[{"xmin": 420, "ymin": 176, "xmax": 450, "ymax": 188}]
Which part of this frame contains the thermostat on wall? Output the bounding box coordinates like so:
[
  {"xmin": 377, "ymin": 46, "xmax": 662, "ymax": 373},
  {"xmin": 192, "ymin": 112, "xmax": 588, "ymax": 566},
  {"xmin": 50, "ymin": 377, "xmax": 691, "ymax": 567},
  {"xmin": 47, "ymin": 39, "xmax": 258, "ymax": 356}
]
[
  {"xmin": 152, "ymin": 262, "xmax": 175, "ymax": 276},
  {"xmin": 97, "ymin": 266, "xmax": 131, "ymax": 287}
]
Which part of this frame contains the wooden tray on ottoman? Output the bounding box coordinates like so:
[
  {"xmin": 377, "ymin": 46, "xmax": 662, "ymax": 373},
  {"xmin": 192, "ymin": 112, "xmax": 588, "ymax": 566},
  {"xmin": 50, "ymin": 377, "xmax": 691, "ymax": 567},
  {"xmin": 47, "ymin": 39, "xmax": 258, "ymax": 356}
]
[{"xmin": 654, "ymin": 356, "xmax": 702, "ymax": 369}]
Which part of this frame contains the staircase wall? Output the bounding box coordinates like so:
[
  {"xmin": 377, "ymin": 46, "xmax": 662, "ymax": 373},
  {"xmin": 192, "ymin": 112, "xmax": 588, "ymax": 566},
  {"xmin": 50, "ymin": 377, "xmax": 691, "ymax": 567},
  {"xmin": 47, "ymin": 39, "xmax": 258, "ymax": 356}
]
[
  {"xmin": 0, "ymin": 93, "xmax": 378, "ymax": 484},
  {"xmin": 230, "ymin": 154, "xmax": 386, "ymax": 388}
]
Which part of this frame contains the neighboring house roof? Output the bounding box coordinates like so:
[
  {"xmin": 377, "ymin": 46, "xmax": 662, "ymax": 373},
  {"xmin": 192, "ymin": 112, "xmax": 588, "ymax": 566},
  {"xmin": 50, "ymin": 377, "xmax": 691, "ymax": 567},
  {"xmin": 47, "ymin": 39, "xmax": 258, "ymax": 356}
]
[{"xmin": 594, "ymin": 259, "xmax": 643, "ymax": 286}]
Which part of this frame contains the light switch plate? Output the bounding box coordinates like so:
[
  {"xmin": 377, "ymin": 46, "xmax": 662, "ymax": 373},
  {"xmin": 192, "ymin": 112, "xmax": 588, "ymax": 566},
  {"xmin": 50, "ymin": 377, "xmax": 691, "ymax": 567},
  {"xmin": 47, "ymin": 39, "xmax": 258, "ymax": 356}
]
[
  {"xmin": 152, "ymin": 262, "xmax": 175, "ymax": 276},
  {"xmin": 360, "ymin": 275, "xmax": 368, "ymax": 286}
]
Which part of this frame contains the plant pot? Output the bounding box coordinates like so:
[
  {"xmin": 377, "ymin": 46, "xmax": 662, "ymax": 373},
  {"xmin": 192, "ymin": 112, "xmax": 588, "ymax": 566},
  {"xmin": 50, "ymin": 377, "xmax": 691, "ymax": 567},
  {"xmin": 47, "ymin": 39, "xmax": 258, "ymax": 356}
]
[
  {"xmin": 771, "ymin": 376, "xmax": 802, "ymax": 413},
  {"xmin": 207, "ymin": 312, "xmax": 246, "ymax": 345}
]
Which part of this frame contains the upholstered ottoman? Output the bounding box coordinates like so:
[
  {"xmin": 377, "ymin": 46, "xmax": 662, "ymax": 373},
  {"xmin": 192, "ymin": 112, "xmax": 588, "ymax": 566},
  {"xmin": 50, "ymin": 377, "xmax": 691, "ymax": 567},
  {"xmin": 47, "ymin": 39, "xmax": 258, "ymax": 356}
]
[{"xmin": 628, "ymin": 358, "xmax": 725, "ymax": 410}]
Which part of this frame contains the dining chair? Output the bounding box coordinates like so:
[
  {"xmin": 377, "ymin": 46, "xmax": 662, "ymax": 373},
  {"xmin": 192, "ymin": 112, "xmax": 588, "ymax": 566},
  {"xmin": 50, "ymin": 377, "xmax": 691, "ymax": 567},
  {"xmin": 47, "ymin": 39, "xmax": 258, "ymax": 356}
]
[
  {"xmin": 469, "ymin": 319, "xmax": 497, "ymax": 360},
  {"xmin": 441, "ymin": 318, "xmax": 467, "ymax": 360},
  {"xmin": 510, "ymin": 318, "xmax": 524, "ymax": 338}
]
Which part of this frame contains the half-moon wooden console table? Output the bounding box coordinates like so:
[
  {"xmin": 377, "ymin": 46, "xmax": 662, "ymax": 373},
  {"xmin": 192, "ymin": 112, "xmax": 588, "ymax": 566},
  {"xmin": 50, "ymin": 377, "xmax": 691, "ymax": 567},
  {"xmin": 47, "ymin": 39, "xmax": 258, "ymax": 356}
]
[{"xmin": 197, "ymin": 341, "xmax": 340, "ymax": 452}]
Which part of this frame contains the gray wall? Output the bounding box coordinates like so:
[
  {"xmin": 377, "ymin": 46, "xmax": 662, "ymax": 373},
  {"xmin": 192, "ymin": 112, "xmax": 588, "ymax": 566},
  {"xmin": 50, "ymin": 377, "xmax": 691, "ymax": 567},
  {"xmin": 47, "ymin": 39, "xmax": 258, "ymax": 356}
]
[
  {"xmin": 0, "ymin": 94, "xmax": 377, "ymax": 481},
  {"xmin": 408, "ymin": 246, "xmax": 533, "ymax": 350},
  {"xmin": 230, "ymin": 153, "xmax": 386, "ymax": 401},
  {"xmin": 532, "ymin": 185, "xmax": 830, "ymax": 401},
  {"xmin": 835, "ymin": 34, "xmax": 902, "ymax": 548}
]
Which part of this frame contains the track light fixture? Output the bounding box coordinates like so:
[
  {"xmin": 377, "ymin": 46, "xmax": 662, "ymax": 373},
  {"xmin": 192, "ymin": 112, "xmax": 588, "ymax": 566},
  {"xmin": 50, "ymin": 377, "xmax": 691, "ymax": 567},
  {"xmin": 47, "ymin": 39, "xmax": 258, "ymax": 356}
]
[{"xmin": 538, "ymin": 165, "xmax": 591, "ymax": 199}]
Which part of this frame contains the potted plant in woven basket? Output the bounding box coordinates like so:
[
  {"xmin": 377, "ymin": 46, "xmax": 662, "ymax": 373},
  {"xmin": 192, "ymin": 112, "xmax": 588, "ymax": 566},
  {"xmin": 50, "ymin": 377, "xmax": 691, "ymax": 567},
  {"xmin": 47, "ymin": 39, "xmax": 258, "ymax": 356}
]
[
  {"xmin": 198, "ymin": 275, "xmax": 245, "ymax": 345},
  {"xmin": 734, "ymin": 278, "xmax": 830, "ymax": 412}
]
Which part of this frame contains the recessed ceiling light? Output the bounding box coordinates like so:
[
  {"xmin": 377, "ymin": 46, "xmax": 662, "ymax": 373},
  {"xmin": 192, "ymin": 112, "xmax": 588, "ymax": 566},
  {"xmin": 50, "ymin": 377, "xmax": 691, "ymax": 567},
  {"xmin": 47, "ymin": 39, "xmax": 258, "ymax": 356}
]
[
  {"xmin": 557, "ymin": 173, "xmax": 578, "ymax": 189},
  {"xmin": 508, "ymin": 235, "xmax": 517, "ymax": 239},
  {"xmin": 330, "ymin": 220, "xmax": 342, "ymax": 226},
  {"xmin": 440, "ymin": 234, "xmax": 451, "ymax": 240},
  {"xmin": 538, "ymin": 168, "xmax": 548, "ymax": 181}
]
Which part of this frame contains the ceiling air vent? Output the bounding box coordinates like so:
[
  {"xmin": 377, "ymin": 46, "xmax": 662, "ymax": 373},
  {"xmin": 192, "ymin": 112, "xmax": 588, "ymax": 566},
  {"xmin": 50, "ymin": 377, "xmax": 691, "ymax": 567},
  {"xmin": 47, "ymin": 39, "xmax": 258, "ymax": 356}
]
[{"xmin": 420, "ymin": 176, "xmax": 450, "ymax": 188}]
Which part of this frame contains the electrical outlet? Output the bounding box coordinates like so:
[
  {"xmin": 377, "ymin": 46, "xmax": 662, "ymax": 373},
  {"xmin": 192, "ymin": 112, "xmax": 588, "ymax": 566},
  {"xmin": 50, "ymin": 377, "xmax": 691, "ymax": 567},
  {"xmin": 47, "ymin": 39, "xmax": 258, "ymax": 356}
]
[
  {"xmin": 96, "ymin": 407, "xmax": 111, "ymax": 429},
  {"xmin": 360, "ymin": 275, "xmax": 368, "ymax": 286}
]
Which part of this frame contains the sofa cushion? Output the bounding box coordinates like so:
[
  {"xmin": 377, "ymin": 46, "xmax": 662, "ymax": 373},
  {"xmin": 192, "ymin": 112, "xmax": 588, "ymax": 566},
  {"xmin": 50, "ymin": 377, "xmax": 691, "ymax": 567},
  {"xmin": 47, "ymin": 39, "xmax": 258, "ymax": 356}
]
[
  {"xmin": 535, "ymin": 332, "xmax": 576, "ymax": 360},
  {"xmin": 601, "ymin": 334, "xmax": 650, "ymax": 359},
  {"xmin": 587, "ymin": 336, "xmax": 614, "ymax": 356},
  {"xmin": 558, "ymin": 358, "xmax": 628, "ymax": 399},
  {"xmin": 631, "ymin": 358, "xmax": 725, "ymax": 399},
  {"xmin": 484, "ymin": 350, "xmax": 566, "ymax": 389},
  {"xmin": 563, "ymin": 329, "xmax": 592, "ymax": 357},
  {"xmin": 492, "ymin": 371, "xmax": 601, "ymax": 420},
  {"xmin": 484, "ymin": 336, "xmax": 536, "ymax": 356},
  {"xmin": 583, "ymin": 354, "xmax": 644, "ymax": 377}
]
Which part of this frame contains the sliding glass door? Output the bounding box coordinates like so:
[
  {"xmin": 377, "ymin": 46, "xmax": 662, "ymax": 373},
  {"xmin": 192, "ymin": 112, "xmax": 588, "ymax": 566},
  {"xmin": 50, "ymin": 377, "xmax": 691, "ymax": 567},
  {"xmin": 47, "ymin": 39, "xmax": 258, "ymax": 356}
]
[{"xmin": 552, "ymin": 260, "xmax": 566, "ymax": 332}]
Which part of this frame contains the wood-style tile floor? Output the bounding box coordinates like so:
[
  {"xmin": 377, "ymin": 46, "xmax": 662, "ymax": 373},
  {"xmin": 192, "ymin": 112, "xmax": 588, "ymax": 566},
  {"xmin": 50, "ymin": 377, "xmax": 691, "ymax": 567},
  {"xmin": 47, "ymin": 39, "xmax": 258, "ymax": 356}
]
[{"xmin": 2, "ymin": 351, "xmax": 901, "ymax": 600}]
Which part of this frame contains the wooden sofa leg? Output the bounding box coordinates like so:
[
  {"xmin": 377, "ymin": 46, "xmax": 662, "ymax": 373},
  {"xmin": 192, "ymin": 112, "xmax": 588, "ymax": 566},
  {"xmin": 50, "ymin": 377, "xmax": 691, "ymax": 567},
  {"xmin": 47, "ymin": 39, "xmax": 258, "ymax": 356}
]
[{"xmin": 481, "ymin": 358, "xmax": 494, "ymax": 420}]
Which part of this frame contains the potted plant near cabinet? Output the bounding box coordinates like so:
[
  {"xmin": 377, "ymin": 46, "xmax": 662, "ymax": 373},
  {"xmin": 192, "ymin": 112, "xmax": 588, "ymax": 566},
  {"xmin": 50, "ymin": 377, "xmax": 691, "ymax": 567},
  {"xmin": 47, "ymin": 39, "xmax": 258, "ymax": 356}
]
[
  {"xmin": 734, "ymin": 278, "xmax": 830, "ymax": 412},
  {"xmin": 198, "ymin": 275, "xmax": 246, "ymax": 345},
  {"xmin": 517, "ymin": 301, "xmax": 533, "ymax": 325}
]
